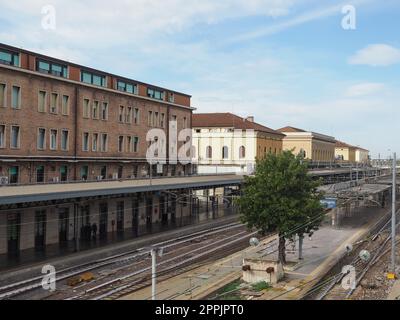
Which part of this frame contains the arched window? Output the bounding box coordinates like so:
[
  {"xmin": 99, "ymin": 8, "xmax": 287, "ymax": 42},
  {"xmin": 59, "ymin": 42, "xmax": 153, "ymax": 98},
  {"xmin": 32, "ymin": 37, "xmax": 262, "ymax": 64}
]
[
  {"xmin": 206, "ymin": 146, "xmax": 212, "ymax": 159},
  {"xmin": 239, "ymin": 146, "xmax": 246, "ymax": 159},
  {"xmin": 222, "ymin": 146, "xmax": 229, "ymax": 159}
]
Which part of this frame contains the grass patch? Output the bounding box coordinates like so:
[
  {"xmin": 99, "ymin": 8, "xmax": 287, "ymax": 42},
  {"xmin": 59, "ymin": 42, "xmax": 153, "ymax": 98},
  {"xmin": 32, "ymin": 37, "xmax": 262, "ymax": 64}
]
[
  {"xmin": 251, "ymin": 281, "xmax": 271, "ymax": 292},
  {"xmin": 212, "ymin": 279, "xmax": 243, "ymax": 300},
  {"xmin": 219, "ymin": 295, "xmax": 243, "ymax": 300},
  {"xmin": 219, "ymin": 279, "xmax": 241, "ymax": 295}
]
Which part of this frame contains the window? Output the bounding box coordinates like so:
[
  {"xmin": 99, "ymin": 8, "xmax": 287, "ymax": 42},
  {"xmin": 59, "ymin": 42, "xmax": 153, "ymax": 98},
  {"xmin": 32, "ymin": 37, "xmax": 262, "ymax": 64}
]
[
  {"xmin": 119, "ymin": 106, "xmax": 125, "ymax": 123},
  {"xmin": 134, "ymin": 108, "xmax": 139, "ymax": 124},
  {"xmin": 168, "ymin": 92, "xmax": 174, "ymax": 103},
  {"xmin": 101, "ymin": 102, "xmax": 108, "ymax": 120},
  {"xmin": 92, "ymin": 101, "xmax": 99, "ymax": 119},
  {"xmin": 101, "ymin": 134, "xmax": 108, "ymax": 152},
  {"xmin": 0, "ymin": 83, "xmax": 5, "ymax": 107},
  {"xmin": 50, "ymin": 93, "xmax": 58, "ymax": 113},
  {"xmin": 117, "ymin": 80, "xmax": 137, "ymax": 94},
  {"xmin": 127, "ymin": 136, "xmax": 132, "ymax": 152},
  {"xmin": 81, "ymin": 71, "xmax": 106, "ymax": 87},
  {"xmin": 38, "ymin": 91, "xmax": 46, "ymax": 112},
  {"xmin": 61, "ymin": 130, "xmax": 69, "ymax": 151},
  {"xmin": 62, "ymin": 95, "xmax": 69, "ymax": 115},
  {"xmin": 0, "ymin": 125, "xmax": 5, "ymax": 148},
  {"xmin": 83, "ymin": 99, "xmax": 90, "ymax": 118},
  {"xmin": 183, "ymin": 117, "xmax": 187, "ymax": 129},
  {"xmin": 0, "ymin": 49, "xmax": 19, "ymax": 66},
  {"xmin": 9, "ymin": 166, "xmax": 19, "ymax": 184},
  {"xmin": 239, "ymin": 146, "xmax": 246, "ymax": 159},
  {"xmin": 92, "ymin": 133, "xmax": 98, "ymax": 152},
  {"xmin": 160, "ymin": 113, "xmax": 165, "ymax": 128},
  {"xmin": 82, "ymin": 132, "xmax": 89, "ymax": 151},
  {"xmin": 126, "ymin": 107, "xmax": 132, "ymax": 123},
  {"xmin": 50, "ymin": 129, "xmax": 57, "ymax": 150},
  {"xmin": 222, "ymin": 146, "xmax": 229, "ymax": 159},
  {"xmin": 80, "ymin": 166, "xmax": 89, "ymax": 180},
  {"xmin": 36, "ymin": 166, "xmax": 45, "ymax": 183},
  {"xmin": 206, "ymin": 146, "xmax": 212, "ymax": 159},
  {"xmin": 147, "ymin": 88, "xmax": 164, "ymax": 100},
  {"xmin": 118, "ymin": 136, "xmax": 124, "ymax": 152},
  {"xmin": 154, "ymin": 112, "xmax": 159, "ymax": 127},
  {"xmin": 36, "ymin": 59, "xmax": 68, "ymax": 78},
  {"xmin": 148, "ymin": 111, "xmax": 153, "ymax": 126},
  {"xmin": 11, "ymin": 126, "xmax": 20, "ymax": 149},
  {"xmin": 12, "ymin": 86, "xmax": 20, "ymax": 109},
  {"xmin": 37, "ymin": 128, "xmax": 46, "ymax": 150},
  {"xmin": 133, "ymin": 137, "xmax": 139, "ymax": 153}
]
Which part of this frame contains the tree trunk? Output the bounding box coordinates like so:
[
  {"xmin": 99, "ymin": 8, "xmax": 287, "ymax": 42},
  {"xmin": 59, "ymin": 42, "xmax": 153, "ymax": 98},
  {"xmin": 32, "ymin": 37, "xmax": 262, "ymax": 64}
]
[
  {"xmin": 278, "ymin": 234, "xmax": 286, "ymax": 265},
  {"xmin": 298, "ymin": 234, "xmax": 304, "ymax": 260}
]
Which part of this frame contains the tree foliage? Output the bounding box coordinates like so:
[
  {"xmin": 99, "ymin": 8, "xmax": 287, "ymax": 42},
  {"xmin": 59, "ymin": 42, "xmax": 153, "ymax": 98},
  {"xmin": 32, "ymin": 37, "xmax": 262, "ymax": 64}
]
[{"xmin": 236, "ymin": 150, "xmax": 324, "ymax": 263}]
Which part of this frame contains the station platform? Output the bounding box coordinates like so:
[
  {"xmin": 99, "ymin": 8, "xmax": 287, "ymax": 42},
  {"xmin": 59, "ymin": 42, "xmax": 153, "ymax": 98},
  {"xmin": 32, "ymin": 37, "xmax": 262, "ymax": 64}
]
[
  {"xmin": 121, "ymin": 204, "xmax": 389, "ymax": 300},
  {"xmin": 0, "ymin": 212, "xmax": 238, "ymax": 285}
]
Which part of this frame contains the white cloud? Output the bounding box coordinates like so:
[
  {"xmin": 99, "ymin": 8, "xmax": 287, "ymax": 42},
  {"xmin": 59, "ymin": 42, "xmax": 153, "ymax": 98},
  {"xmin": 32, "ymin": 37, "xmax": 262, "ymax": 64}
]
[
  {"xmin": 345, "ymin": 82, "xmax": 385, "ymax": 97},
  {"xmin": 348, "ymin": 44, "xmax": 400, "ymax": 67},
  {"xmin": 0, "ymin": 0, "xmax": 296, "ymax": 47},
  {"xmin": 226, "ymin": 0, "xmax": 369, "ymax": 44}
]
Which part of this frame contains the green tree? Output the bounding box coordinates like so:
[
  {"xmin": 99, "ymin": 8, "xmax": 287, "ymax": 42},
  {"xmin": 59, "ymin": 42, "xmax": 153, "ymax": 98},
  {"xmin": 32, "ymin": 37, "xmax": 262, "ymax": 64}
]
[{"xmin": 236, "ymin": 150, "xmax": 324, "ymax": 264}]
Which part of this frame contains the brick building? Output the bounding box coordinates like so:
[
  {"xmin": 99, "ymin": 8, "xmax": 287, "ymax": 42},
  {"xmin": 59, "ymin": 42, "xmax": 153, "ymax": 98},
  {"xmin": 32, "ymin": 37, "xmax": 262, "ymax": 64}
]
[{"xmin": 0, "ymin": 43, "xmax": 194, "ymax": 185}]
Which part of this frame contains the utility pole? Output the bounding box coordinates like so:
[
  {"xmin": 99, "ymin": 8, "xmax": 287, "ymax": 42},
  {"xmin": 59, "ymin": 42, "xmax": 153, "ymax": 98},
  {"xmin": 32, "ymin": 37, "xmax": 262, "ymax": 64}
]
[{"xmin": 391, "ymin": 152, "xmax": 397, "ymax": 274}]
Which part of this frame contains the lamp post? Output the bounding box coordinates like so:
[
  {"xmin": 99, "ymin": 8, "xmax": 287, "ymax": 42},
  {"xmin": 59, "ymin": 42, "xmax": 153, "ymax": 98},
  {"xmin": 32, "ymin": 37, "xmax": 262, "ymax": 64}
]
[
  {"xmin": 391, "ymin": 152, "xmax": 397, "ymax": 275},
  {"xmin": 151, "ymin": 247, "xmax": 164, "ymax": 300}
]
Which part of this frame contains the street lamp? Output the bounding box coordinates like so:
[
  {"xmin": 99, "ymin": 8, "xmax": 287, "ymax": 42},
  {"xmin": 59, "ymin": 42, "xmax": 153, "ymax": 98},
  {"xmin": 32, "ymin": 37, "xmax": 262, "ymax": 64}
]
[{"xmin": 390, "ymin": 152, "xmax": 397, "ymax": 276}]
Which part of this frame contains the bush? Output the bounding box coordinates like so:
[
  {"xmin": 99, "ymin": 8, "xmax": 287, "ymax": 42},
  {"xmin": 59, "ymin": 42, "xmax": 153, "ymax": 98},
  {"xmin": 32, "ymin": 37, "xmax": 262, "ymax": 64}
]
[{"xmin": 251, "ymin": 281, "xmax": 271, "ymax": 292}]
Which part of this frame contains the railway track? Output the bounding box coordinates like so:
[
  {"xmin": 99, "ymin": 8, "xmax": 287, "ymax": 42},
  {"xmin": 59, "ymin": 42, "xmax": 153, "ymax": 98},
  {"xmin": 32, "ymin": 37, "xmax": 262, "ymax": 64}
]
[
  {"xmin": 0, "ymin": 221, "xmax": 246, "ymax": 300},
  {"xmin": 303, "ymin": 208, "xmax": 400, "ymax": 300},
  {"xmin": 70, "ymin": 230, "xmax": 257, "ymax": 300}
]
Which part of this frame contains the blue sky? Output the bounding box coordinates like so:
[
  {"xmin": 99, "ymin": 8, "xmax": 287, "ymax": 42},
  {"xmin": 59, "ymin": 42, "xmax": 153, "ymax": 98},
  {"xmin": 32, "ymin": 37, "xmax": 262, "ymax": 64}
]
[{"xmin": 0, "ymin": 0, "xmax": 399, "ymax": 158}]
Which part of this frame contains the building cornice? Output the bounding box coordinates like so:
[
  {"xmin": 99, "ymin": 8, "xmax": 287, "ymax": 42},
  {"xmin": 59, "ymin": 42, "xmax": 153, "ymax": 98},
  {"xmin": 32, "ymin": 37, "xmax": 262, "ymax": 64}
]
[{"xmin": 0, "ymin": 64, "xmax": 196, "ymax": 111}]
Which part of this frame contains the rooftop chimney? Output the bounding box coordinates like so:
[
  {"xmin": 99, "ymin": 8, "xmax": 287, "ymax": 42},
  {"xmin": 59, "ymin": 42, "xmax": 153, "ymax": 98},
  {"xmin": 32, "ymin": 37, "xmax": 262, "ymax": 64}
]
[{"xmin": 246, "ymin": 116, "xmax": 254, "ymax": 122}]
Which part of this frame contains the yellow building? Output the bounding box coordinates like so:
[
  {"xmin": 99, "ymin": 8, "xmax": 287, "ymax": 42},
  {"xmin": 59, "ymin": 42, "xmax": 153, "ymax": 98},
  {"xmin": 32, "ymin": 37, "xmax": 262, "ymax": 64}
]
[
  {"xmin": 335, "ymin": 140, "xmax": 357, "ymax": 162},
  {"xmin": 277, "ymin": 126, "xmax": 336, "ymax": 162}
]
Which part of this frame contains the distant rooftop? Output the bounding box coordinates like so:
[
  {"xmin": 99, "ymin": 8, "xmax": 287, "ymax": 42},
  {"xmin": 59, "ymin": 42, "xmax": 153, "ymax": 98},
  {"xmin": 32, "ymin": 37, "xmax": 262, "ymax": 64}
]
[
  {"xmin": 192, "ymin": 113, "xmax": 284, "ymax": 136},
  {"xmin": 276, "ymin": 126, "xmax": 307, "ymax": 133},
  {"xmin": 335, "ymin": 140, "xmax": 369, "ymax": 152},
  {"xmin": 335, "ymin": 140, "xmax": 356, "ymax": 149}
]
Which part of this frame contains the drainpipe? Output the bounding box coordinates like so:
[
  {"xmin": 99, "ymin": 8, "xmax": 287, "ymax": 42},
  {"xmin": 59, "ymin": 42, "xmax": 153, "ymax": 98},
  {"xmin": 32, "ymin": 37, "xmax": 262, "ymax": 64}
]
[{"xmin": 74, "ymin": 87, "xmax": 78, "ymax": 181}]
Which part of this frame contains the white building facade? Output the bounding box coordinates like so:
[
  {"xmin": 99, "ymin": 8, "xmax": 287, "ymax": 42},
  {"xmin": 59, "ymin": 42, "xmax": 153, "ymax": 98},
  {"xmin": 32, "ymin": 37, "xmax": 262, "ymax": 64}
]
[
  {"xmin": 355, "ymin": 148, "xmax": 370, "ymax": 164},
  {"xmin": 192, "ymin": 113, "xmax": 284, "ymax": 175},
  {"xmin": 193, "ymin": 128, "xmax": 258, "ymax": 174}
]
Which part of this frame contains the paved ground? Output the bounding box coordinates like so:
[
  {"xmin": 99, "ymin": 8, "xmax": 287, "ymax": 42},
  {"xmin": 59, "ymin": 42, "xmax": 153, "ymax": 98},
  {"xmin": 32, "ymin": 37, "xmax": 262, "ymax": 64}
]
[
  {"xmin": 121, "ymin": 204, "xmax": 389, "ymax": 300},
  {"xmin": 387, "ymin": 279, "xmax": 400, "ymax": 300}
]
